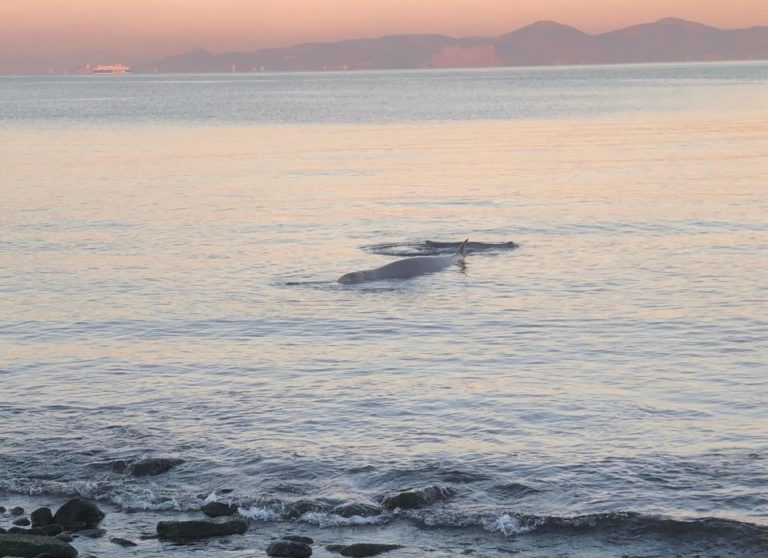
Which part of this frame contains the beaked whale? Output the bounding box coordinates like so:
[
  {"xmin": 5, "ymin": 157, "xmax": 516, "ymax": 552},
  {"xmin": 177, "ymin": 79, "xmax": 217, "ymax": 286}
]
[{"xmin": 338, "ymin": 239, "xmax": 468, "ymax": 284}]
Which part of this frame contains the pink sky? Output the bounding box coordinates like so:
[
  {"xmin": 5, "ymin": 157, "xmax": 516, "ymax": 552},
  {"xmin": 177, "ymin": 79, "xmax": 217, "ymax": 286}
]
[{"xmin": 1, "ymin": 0, "xmax": 766, "ymax": 57}]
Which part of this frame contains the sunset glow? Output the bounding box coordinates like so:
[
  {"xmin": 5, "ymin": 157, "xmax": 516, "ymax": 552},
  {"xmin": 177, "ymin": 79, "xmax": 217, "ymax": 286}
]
[{"xmin": 2, "ymin": 0, "xmax": 766, "ymax": 59}]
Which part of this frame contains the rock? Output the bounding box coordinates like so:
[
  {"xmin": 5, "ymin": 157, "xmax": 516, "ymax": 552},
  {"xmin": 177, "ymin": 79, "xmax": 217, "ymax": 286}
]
[
  {"xmin": 26, "ymin": 523, "xmax": 64, "ymax": 537},
  {"xmin": 30, "ymin": 508, "xmax": 53, "ymax": 528},
  {"xmin": 110, "ymin": 537, "xmax": 137, "ymax": 547},
  {"xmin": 55, "ymin": 534, "xmax": 74, "ymax": 543},
  {"xmin": 32, "ymin": 524, "xmax": 64, "ymax": 537},
  {"xmin": 201, "ymin": 501, "xmax": 237, "ymax": 518},
  {"xmin": 33, "ymin": 553, "xmax": 56, "ymax": 558},
  {"xmin": 74, "ymin": 528, "xmax": 106, "ymax": 539},
  {"xmin": 156, "ymin": 519, "xmax": 247, "ymax": 540},
  {"xmin": 13, "ymin": 518, "xmax": 31, "ymax": 526},
  {"xmin": 266, "ymin": 540, "xmax": 313, "ymax": 558},
  {"xmin": 332, "ymin": 502, "xmax": 382, "ymax": 518},
  {"xmin": 9, "ymin": 527, "xmax": 30, "ymax": 534},
  {"xmin": 282, "ymin": 535, "xmax": 314, "ymax": 545},
  {"xmin": 11, "ymin": 507, "xmax": 25, "ymax": 516},
  {"xmin": 0, "ymin": 527, "xmax": 5, "ymax": 534},
  {"xmin": 60, "ymin": 522, "xmax": 87, "ymax": 533},
  {"xmin": 381, "ymin": 486, "xmax": 454, "ymax": 510},
  {"xmin": 330, "ymin": 543, "xmax": 404, "ymax": 557},
  {"xmin": 52, "ymin": 498, "xmax": 104, "ymax": 529},
  {"xmin": 126, "ymin": 458, "xmax": 184, "ymax": 477},
  {"xmin": 285, "ymin": 500, "xmax": 329, "ymax": 519},
  {"xmin": 0, "ymin": 506, "xmax": 6, "ymax": 513},
  {"xmin": 0, "ymin": 533, "xmax": 78, "ymax": 558}
]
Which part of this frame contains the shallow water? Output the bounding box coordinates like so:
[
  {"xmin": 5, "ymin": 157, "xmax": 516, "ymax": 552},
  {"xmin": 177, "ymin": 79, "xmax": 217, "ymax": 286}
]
[{"xmin": 1, "ymin": 63, "xmax": 767, "ymax": 556}]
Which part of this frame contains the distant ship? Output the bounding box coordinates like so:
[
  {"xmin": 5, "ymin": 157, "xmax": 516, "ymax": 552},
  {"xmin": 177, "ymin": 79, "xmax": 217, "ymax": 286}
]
[
  {"xmin": 71, "ymin": 63, "xmax": 132, "ymax": 75},
  {"xmin": 90, "ymin": 63, "xmax": 132, "ymax": 74}
]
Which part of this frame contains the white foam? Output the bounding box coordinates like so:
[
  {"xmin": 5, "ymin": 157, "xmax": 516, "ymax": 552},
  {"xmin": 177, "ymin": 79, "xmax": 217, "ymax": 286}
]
[
  {"xmin": 203, "ymin": 491, "xmax": 219, "ymax": 504},
  {"xmin": 299, "ymin": 511, "xmax": 385, "ymax": 527},
  {"xmin": 237, "ymin": 505, "xmax": 281, "ymax": 521},
  {"xmin": 0, "ymin": 478, "xmax": 110, "ymax": 499},
  {"xmin": 483, "ymin": 513, "xmax": 536, "ymax": 536}
]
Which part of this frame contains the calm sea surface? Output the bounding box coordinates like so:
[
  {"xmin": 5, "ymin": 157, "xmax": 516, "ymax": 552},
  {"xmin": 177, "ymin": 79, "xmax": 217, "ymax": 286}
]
[{"xmin": 1, "ymin": 63, "xmax": 767, "ymax": 555}]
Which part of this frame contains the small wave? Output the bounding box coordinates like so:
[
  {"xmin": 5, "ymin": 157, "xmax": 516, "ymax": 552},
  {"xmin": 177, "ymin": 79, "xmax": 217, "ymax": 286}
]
[
  {"xmin": 298, "ymin": 511, "xmax": 388, "ymax": 527},
  {"xmin": 237, "ymin": 505, "xmax": 282, "ymax": 521},
  {"xmin": 0, "ymin": 478, "xmax": 113, "ymax": 499},
  {"xmin": 489, "ymin": 482, "xmax": 542, "ymax": 498},
  {"xmin": 4, "ymin": 475, "xmax": 765, "ymax": 551},
  {"xmin": 476, "ymin": 511, "xmax": 768, "ymax": 546},
  {"xmin": 0, "ymin": 477, "xmax": 202, "ymax": 513},
  {"xmin": 484, "ymin": 513, "xmax": 539, "ymax": 536}
]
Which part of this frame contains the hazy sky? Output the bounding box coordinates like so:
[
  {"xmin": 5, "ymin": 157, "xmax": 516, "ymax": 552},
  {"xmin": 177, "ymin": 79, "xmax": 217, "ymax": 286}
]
[{"xmin": 2, "ymin": 0, "xmax": 766, "ymax": 58}]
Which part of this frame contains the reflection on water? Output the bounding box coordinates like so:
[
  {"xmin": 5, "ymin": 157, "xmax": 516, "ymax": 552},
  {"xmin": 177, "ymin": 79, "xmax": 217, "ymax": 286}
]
[{"xmin": 1, "ymin": 67, "xmax": 767, "ymax": 532}]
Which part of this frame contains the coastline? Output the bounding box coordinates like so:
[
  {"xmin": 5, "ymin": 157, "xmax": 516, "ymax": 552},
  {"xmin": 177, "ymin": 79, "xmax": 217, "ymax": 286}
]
[{"xmin": 2, "ymin": 492, "xmax": 767, "ymax": 557}]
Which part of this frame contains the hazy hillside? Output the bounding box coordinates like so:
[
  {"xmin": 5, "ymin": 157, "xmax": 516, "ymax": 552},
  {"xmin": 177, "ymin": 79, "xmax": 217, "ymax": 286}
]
[{"xmin": 142, "ymin": 18, "xmax": 768, "ymax": 73}]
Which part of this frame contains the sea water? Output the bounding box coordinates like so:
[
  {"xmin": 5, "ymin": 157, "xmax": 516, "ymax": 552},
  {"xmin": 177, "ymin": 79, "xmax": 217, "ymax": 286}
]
[{"xmin": 1, "ymin": 62, "xmax": 767, "ymax": 556}]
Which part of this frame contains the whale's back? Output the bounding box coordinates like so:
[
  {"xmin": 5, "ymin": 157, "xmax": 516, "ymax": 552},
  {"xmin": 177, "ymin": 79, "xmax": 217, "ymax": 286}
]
[
  {"xmin": 373, "ymin": 254, "xmax": 457, "ymax": 279},
  {"xmin": 338, "ymin": 253, "xmax": 458, "ymax": 284}
]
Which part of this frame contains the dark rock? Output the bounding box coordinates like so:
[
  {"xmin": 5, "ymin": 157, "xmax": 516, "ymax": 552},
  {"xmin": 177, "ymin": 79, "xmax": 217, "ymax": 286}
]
[
  {"xmin": 33, "ymin": 553, "xmax": 56, "ymax": 558},
  {"xmin": 14, "ymin": 517, "xmax": 31, "ymax": 526},
  {"xmin": 110, "ymin": 536, "xmax": 138, "ymax": 547},
  {"xmin": 266, "ymin": 540, "xmax": 313, "ymax": 557},
  {"xmin": 34, "ymin": 524, "xmax": 63, "ymax": 537},
  {"xmin": 156, "ymin": 519, "xmax": 247, "ymax": 540},
  {"xmin": 333, "ymin": 543, "xmax": 404, "ymax": 557},
  {"xmin": 0, "ymin": 506, "xmax": 6, "ymax": 513},
  {"xmin": 0, "ymin": 533, "xmax": 78, "ymax": 558},
  {"xmin": 26, "ymin": 525, "xmax": 56, "ymax": 537},
  {"xmin": 201, "ymin": 501, "xmax": 237, "ymax": 518},
  {"xmin": 60, "ymin": 522, "xmax": 87, "ymax": 533},
  {"xmin": 55, "ymin": 533, "xmax": 74, "ymax": 543},
  {"xmin": 217, "ymin": 487, "xmax": 234, "ymax": 494},
  {"xmin": 285, "ymin": 500, "xmax": 329, "ymax": 519},
  {"xmin": 11, "ymin": 506, "xmax": 25, "ymax": 516},
  {"xmin": 30, "ymin": 508, "xmax": 54, "ymax": 528},
  {"xmin": 9, "ymin": 526, "xmax": 29, "ymax": 534},
  {"xmin": 282, "ymin": 535, "xmax": 314, "ymax": 545},
  {"xmin": 0, "ymin": 527, "xmax": 5, "ymax": 534},
  {"xmin": 333, "ymin": 502, "xmax": 382, "ymax": 518},
  {"xmin": 53, "ymin": 498, "xmax": 104, "ymax": 529},
  {"xmin": 381, "ymin": 486, "xmax": 454, "ymax": 510},
  {"xmin": 126, "ymin": 457, "xmax": 184, "ymax": 477}
]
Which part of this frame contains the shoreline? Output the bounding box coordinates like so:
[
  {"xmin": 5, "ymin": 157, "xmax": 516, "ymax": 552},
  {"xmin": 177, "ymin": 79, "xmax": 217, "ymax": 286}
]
[{"xmin": 2, "ymin": 492, "xmax": 767, "ymax": 557}]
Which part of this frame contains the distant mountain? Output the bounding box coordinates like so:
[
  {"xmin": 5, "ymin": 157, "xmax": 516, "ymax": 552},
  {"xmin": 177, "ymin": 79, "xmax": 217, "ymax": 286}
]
[{"xmin": 142, "ymin": 18, "xmax": 768, "ymax": 73}]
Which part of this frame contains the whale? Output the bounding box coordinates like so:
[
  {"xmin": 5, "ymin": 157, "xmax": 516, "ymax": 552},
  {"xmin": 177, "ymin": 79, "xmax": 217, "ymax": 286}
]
[
  {"xmin": 425, "ymin": 240, "xmax": 518, "ymax": 251},
  {"xmin": 338, "ymin": 240, "xmax": 468, "ymax": 284}
]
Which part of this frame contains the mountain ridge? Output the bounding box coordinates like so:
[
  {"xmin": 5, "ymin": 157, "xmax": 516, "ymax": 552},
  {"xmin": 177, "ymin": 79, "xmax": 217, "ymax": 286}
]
[{"xmin": 139, "ymin": 17, "xmax": 768, "ymax": 73}]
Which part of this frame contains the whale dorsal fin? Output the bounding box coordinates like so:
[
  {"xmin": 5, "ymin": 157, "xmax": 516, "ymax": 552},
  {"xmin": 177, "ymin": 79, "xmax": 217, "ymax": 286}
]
[{"xmin": 459, "ymin": 239, "xmax": 469, "ymax": 258}]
